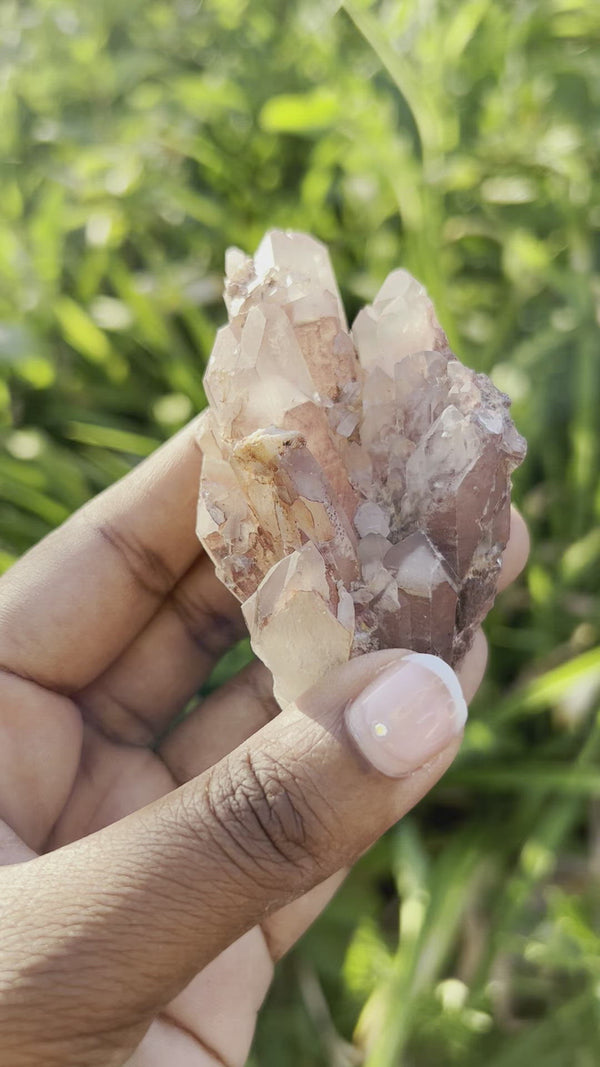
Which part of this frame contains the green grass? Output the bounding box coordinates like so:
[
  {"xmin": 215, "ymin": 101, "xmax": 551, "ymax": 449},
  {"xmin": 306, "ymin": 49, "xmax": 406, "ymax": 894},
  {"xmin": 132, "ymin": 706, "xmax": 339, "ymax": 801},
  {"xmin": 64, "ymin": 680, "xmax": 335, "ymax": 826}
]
[{"xmin": 1, "ymin": 1, "xmax": 600, "ymax": 1063}]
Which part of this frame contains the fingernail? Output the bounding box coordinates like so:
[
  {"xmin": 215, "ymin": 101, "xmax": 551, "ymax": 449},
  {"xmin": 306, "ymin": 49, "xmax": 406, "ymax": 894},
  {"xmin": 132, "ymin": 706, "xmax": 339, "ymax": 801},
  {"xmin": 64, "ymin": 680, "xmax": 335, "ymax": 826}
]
[{"xmin": 344, "ymin": 653, "xmax": 468, "ymax": 777}]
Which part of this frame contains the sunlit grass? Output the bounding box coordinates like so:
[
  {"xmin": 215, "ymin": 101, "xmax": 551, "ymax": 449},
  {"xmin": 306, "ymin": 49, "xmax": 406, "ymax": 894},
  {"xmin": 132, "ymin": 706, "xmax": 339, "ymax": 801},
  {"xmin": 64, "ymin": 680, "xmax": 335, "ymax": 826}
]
[{"xmin": 1, "ymin": 1, "xmax": 599, "ymax": 1063}]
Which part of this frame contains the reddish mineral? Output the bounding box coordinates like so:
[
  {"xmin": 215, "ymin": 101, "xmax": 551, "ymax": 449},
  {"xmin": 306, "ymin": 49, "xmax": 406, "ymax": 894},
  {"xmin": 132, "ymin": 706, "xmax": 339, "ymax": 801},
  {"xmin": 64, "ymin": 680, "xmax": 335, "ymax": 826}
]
[{"xmin": 197, "ymin": 231, "xmax": 526, "ymax": 706}]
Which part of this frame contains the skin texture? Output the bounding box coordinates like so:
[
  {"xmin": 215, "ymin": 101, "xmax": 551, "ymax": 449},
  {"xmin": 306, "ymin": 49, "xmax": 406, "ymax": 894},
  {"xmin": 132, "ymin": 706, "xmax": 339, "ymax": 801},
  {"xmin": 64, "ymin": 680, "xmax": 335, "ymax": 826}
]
[{"xmin": 0, "ymin": 417, "xmax": 529, "ymax": 1067}]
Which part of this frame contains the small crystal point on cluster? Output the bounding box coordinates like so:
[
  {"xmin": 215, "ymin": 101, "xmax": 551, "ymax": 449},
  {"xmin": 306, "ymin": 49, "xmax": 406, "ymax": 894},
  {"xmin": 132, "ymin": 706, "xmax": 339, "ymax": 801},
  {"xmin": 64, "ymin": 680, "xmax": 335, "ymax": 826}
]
[{"xmin": 197, "ymin": 230, "xmax": 526, "ymax": 707}]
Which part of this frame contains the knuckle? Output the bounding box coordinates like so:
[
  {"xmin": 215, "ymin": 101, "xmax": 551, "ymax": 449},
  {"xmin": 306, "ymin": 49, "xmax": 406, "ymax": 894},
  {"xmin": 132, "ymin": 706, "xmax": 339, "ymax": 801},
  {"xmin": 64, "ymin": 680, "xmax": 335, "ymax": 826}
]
[
  {"xmin": 170, "ymin": 584, "xmax": 244, "ymax": 658},
  {"xmin": 93, "ymin": 520, "xmax": 175, "ymax": 599},
  {"xmin": 205, "ymin": 749, "xmax": 334, "ymax": 889}
]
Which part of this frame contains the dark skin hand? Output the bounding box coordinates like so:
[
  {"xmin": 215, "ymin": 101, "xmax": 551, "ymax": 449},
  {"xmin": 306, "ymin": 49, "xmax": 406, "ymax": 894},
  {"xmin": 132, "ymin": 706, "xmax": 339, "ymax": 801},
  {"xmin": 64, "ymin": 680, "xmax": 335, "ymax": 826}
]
[{"xmin": 0, "ymin": 417, "xmax": 529, "ymax": 1066}]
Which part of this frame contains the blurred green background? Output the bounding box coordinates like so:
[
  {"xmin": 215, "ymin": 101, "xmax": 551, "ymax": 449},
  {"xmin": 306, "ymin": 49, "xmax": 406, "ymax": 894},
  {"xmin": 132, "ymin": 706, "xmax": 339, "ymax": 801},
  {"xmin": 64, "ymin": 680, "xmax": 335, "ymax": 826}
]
[{"xmin": 1, "ymin": 0, "xmax": 600, "ymax": 1063}]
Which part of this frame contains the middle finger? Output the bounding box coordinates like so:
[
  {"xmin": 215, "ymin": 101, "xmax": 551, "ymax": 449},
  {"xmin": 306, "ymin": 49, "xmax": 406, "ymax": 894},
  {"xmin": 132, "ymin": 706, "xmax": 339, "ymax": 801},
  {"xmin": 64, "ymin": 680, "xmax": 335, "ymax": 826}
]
[{"xmin": 78, "ymin": 553, "xmax": 246, "ymax": 745}]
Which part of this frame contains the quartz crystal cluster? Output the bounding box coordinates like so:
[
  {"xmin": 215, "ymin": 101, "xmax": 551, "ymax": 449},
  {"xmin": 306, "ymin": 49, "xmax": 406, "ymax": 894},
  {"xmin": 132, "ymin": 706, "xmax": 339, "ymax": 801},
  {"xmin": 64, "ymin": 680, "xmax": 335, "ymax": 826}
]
[{"xmin": 196, "ymin": 231, "xmax": 526, "ymax": 707}]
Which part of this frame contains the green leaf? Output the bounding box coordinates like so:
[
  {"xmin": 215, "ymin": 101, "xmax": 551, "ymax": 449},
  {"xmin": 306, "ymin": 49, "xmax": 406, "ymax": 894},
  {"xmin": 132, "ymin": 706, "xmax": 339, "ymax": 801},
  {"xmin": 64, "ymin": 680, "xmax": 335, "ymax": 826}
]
[
  {"xmin": 260, "ymin": 89, "xmax": 340, "ymax": 133},
  {"xmin": 495, "ymin": 647, "xmax": 600, "ymax": 720},
  {"xmin": 64, "ymin": 422, "xmax": 159, "ymax": 456},
  {"xmin": 55, "ymin": 298, "xmax": 112, "ymax": 364},
  {"xmin": 454, "ymin": 761, "xmax": 600, "ymax": 796}
]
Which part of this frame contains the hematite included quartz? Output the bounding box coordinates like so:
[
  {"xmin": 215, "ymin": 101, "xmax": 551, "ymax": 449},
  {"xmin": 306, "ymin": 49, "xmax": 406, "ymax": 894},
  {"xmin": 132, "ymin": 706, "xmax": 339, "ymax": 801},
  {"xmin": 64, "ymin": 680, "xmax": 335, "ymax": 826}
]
[{"xmin": 197, "ymin": 230, "xmax": 526, "ymax": 706}]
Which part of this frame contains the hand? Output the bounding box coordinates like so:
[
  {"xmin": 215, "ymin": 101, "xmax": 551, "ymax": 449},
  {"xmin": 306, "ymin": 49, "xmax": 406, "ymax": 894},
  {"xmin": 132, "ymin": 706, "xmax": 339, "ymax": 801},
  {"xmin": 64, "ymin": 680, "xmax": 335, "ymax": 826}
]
[{"xmin": 0, "ymin": 418, "xmax": 529, "ymax": 1067}]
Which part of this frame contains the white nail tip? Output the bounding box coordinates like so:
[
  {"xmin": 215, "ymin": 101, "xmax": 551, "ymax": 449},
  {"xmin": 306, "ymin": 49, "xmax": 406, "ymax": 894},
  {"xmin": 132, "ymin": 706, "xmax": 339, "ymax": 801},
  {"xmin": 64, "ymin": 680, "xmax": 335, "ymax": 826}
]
[{"xmin": 403, "ymin": 653, "xmax": 468, "ymax": 730}]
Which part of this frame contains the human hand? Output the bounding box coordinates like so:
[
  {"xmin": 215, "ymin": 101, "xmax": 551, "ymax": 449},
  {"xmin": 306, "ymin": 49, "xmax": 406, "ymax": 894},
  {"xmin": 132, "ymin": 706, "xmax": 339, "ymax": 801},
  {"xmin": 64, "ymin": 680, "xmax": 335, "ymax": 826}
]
[{"xmin": 0, "ymin": 418, "xmax": 529, "ymax": 1067}]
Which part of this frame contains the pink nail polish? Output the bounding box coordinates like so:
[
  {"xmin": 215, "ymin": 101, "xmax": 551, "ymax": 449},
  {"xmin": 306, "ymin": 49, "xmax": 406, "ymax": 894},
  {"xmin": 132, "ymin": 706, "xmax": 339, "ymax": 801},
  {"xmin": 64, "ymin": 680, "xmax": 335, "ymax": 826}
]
[{"xmin": 344, "ymin": 653, "xmax": 468, "ymax": 777}]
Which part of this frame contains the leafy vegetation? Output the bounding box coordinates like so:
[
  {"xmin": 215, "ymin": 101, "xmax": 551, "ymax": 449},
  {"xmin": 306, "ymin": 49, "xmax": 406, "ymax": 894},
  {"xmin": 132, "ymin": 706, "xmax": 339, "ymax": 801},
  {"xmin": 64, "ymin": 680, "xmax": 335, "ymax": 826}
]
[{"xmin": 1, "ymin": 0, "xmax": 600, "ymax": 1063}]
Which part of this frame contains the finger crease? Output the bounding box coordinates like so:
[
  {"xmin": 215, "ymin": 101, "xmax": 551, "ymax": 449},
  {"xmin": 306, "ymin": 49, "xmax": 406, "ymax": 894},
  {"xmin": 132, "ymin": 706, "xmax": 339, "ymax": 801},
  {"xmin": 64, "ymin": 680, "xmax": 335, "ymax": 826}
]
[
  {"xmin": 77, "ymin": 688, "xmax": 156, "ymax": 747},
  {"xmin": 259, "ymin": 919, "xmax": 281, "ymax": 966},
  {"xmin": 169, "ymin": 590, "xmax": 244, "ymax": 659},
  {"xmin": 158, "ymin": 1013, "xmax": 235, "ymax": 1067},
  {"xmin": 95, "ymin": 520, "xmax": 177, "ymax": 599},
  {"xmin": 0, "ymin": 661, "xmax": 74, "ymax": 697}
]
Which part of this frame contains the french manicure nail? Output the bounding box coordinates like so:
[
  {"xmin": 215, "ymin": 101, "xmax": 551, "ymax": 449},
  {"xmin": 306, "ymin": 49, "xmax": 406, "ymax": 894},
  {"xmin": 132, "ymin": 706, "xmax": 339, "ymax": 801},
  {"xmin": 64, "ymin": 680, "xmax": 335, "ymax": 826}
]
[{"xmin": 344, "ymin": 653, "xmax": 468, "ymax": 777}]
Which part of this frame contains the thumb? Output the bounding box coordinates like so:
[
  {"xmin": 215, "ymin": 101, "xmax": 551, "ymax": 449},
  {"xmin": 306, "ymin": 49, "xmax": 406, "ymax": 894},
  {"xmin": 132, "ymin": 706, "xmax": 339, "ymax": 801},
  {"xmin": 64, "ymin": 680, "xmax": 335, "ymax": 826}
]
[{"xmin": 1, "ymin": 649, "xmax": 466, "ymax": 1056}]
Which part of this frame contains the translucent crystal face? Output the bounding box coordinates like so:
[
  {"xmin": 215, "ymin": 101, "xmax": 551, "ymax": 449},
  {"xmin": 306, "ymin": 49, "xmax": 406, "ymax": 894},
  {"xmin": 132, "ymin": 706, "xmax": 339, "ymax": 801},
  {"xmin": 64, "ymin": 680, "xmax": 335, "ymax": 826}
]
[{"xmin": 197, "ymin": 230, "xmax": 526, "ymax": 707}]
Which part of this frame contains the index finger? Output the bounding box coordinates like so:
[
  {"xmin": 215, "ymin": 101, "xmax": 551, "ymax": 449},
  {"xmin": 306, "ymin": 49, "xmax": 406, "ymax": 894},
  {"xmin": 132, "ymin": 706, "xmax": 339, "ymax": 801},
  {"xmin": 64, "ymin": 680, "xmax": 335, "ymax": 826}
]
[{"xmin": 0, "ymin": 417, "xmax": 204, "ymax": 692}]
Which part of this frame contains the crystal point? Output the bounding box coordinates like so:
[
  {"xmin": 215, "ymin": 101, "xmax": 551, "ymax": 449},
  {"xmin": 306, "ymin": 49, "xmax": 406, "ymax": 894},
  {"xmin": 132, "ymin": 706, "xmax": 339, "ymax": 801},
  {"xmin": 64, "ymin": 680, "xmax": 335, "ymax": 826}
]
[{"xmin": 197, "ymin": 230, "xmax": 526, "ymax": 705}]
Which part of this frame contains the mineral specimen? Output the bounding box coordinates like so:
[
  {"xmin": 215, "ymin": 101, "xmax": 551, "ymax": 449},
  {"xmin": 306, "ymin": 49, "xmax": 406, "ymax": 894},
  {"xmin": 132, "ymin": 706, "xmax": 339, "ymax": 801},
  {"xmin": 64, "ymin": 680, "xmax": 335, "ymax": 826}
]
[{"xmin": 196, "ymin": 230, "xmax": 526, "ymax": 707}]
